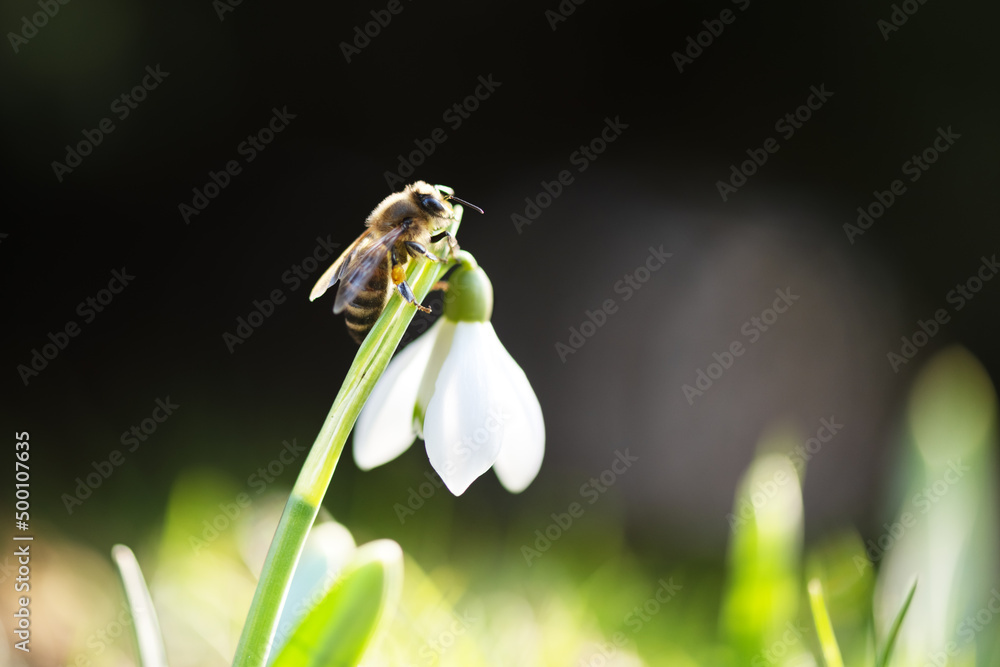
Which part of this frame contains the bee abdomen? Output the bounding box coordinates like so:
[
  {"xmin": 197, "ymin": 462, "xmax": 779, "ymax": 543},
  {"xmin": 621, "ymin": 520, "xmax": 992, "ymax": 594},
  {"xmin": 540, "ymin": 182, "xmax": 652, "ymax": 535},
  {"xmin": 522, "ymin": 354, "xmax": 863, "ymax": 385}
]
[{"xmin": 344, "ymin": 268, "xmax": 390, "ymax": 344}]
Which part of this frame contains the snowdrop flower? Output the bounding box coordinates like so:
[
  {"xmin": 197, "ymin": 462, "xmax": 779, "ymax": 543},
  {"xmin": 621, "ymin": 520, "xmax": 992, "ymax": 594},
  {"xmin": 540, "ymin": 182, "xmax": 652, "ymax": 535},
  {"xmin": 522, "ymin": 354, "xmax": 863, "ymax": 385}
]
[{"xmin": 354, "ymin": 254, "xmax": 544, "ymax": 495}]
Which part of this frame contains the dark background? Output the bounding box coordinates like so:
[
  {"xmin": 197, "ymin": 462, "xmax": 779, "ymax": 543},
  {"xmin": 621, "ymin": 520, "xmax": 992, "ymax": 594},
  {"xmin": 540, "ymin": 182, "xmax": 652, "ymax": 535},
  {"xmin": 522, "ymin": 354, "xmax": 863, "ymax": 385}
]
[{"xmin": 2, "ymin": 0, "xmax": 998, "ymax": 560}]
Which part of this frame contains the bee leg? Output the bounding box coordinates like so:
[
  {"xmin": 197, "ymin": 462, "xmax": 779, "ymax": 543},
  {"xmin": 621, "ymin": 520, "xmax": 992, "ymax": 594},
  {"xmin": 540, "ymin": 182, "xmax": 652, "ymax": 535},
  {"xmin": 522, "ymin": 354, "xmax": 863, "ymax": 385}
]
[
  {"xmin": 429, "ymin": 230, "xmax": 460, "ymax": 257},
  {"xmin": 391, "ymin": 248, "xmax": 432, "ymax": 313},
  {"xmin": 404, "ymin": 240, "xmax": 447, "ymax": 263},
  {"xmin": 396, "ymin": 279, "xmax": 431, "ymax": 313}
]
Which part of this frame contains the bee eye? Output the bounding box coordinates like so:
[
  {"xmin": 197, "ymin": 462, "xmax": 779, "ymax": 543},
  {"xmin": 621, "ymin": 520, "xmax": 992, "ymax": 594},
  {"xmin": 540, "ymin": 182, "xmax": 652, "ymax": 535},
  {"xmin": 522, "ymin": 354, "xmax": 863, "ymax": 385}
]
[{"xmin": 420, "ymin": 195, "xmax": 448, "ymax": 216}]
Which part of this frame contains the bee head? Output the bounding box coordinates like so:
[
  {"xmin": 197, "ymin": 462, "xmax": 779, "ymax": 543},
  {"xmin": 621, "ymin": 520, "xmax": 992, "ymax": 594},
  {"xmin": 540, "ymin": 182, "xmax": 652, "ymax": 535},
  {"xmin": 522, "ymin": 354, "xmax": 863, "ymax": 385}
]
[
  {"xmin": 407, "ymin": 181, "xmax": 453, "ymax": 219},
  {"xmin": 411, "ymin": 181, "xmax": 485, "ymax": 218},
  {"xmin": 419, "ymin": 192, "xmax": 450, "ymax": 217}
]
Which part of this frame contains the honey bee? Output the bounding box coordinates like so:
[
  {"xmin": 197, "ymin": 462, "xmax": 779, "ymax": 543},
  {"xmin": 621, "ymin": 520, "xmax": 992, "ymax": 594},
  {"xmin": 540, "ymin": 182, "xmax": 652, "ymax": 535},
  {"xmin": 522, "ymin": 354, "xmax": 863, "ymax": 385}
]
[{"xmin": 310, "ymin": 181, "xmax": 483, "ymax": 344}]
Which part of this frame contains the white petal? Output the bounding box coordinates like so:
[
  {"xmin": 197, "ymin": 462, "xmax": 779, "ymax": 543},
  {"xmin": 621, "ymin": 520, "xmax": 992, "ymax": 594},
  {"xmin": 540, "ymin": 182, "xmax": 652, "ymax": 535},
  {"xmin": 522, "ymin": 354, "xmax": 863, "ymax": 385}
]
[
  {"xmin": 424, "ymin": 321, "xmax": 508, "ymax": 495},
  {"xmin": 485, "ymin": 326, "xmax": 546, "ymax": 493},
  {"xmin": 414, "ymin": 319, "xmax": 456, "ymax": 438},
  {"xmin": 353, "ymin": 320, "xmax": 441, "ymax": 470}
]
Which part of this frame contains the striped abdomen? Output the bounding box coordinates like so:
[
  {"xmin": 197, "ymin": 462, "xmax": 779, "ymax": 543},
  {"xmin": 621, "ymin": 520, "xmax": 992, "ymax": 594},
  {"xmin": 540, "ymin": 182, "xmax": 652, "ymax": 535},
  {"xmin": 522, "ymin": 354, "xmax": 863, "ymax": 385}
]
[{"xmin": 344, "ymin": 255, "xmax": 391, "ymax": 344}]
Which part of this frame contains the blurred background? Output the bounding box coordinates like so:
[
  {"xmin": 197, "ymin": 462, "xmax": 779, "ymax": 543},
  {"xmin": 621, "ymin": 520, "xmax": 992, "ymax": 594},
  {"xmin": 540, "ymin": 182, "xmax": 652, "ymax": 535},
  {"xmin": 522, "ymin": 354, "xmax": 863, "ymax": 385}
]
[{"xmin": 1, "ymin": 0, "xmax": 999, "ymax": 665}]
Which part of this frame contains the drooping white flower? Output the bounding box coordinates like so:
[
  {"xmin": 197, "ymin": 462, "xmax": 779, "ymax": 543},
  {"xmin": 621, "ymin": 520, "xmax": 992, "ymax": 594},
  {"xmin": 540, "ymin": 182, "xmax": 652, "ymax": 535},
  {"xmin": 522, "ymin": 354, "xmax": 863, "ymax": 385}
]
[{"xmin": 353, "ymin": 258, "xmax": 544, "ymax": 495}]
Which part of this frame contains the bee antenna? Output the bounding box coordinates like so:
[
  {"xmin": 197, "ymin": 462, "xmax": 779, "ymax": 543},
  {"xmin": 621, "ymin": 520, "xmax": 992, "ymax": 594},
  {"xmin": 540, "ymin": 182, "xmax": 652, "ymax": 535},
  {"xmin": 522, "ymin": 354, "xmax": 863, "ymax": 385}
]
[{"xmin": 445, "ymin": 195, "xmax": 484, "ymax": 215}]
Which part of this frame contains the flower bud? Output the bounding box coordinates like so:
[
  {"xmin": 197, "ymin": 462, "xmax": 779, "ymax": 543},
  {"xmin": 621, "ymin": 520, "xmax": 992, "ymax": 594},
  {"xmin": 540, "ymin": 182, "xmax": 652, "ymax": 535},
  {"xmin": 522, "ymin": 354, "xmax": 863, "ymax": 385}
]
[{"xmin": 444, "ymin": 260, "xmax": 493, "ymax": 323}]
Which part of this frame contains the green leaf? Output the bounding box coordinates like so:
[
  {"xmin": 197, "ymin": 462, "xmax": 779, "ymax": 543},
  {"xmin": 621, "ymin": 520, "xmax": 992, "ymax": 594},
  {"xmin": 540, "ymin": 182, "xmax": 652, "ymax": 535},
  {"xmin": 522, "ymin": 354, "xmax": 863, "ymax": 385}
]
[
  {"xmin": 875, "ymin": 578, "xmax": 917, "ymax": 667},
  {"xmin": 111, "ymin": 544, "xmax": 169, "ymax": 667},
  {"xmin": 808, "ymin": 578, "xmax": 844, "ymax": 667},
  {"xmin": 271, "ymin": 540, "xmax": 404, "ymax": 667}
]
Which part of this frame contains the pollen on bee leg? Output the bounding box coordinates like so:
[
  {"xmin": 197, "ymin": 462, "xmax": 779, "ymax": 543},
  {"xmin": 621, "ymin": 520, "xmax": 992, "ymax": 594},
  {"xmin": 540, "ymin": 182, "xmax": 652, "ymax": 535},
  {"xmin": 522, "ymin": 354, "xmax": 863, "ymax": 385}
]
[{"xmin": 391, "ymin": 264, "xmax": 406, "ymax": 284}]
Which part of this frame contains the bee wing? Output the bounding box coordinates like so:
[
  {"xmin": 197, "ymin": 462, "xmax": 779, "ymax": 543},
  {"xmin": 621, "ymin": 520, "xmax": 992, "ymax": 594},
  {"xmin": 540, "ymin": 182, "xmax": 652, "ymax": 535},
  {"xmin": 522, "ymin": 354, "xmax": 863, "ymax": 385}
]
[
  {"xmin": 332, "ymin": 225, "xmax": 407, "ymax": 315},
  {"xmin": 309, "ymin": 231, "xmax": 372, "ymax": 303}
]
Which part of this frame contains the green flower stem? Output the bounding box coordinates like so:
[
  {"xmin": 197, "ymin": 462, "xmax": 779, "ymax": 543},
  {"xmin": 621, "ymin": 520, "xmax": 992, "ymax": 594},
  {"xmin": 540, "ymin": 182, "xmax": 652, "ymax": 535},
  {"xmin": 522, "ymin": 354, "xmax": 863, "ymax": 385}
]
[{"xmin": 231, "ymin": 204, "xmax": 466, "ymax": 667}]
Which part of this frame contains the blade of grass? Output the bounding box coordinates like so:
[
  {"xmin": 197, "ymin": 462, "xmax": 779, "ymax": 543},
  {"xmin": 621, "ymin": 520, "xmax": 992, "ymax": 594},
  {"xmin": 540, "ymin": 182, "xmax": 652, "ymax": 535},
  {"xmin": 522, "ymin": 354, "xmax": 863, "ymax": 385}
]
[
  {"xmin": 875, "ymin": 578, "xmax": 918, "ymax": 667},
  {"xmin": 112, "ymin": 544, "xmax": 169, "ymax": 667},
  {"xmin": 808, "ymin": 578, "xmax": 844, "ymax": 667},
  {"xmin": 231, "ymin": 203, "xmax": 465, "ymax": 667}
]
